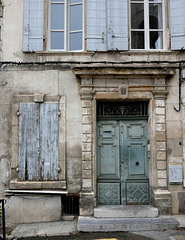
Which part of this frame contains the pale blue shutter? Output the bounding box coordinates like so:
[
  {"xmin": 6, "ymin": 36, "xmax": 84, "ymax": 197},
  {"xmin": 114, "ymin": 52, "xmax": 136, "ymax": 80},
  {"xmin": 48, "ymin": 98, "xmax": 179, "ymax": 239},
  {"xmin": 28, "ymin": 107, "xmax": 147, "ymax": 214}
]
[
  {"xmin": 18, "ymin": 103, "xmax": 40, "ymax": 181},
  {"xmin": 170, "ymin": 0, "xmax": 185, "ymax": 50},
  {"xmin": 86, "ymin": 0, "xmax": 107, "ymax": 51},
  {"xmin": 40, "ymin": 103, "xmax": 59, "ymax": 181},
  {"xmin": 107, "ymin": 0, "xmax": 128, "ymax": 50},
  {"xmin": 23, "ymin": 0, "xmax": 44, "ymax": 52}
]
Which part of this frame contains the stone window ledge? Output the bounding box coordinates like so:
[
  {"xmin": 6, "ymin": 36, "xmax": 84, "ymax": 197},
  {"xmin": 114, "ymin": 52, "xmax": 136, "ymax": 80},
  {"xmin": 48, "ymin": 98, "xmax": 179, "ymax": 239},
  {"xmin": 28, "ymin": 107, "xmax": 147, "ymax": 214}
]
[{"xmin": 10, "ymin": 180, "xmax": 66, "ymax": 190}]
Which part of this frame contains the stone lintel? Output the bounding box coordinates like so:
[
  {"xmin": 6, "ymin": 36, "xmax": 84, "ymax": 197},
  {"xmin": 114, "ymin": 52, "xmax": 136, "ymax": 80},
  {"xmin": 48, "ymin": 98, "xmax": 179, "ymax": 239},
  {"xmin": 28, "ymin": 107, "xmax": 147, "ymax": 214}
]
[{"xmin": 73, "ymin": 66, "xmax": 175, "ymax": 77}]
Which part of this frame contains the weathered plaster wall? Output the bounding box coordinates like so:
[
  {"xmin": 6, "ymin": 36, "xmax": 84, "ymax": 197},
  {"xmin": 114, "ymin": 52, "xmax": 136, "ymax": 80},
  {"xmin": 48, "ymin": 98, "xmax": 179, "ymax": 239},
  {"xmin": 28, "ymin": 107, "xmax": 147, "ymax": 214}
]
[
  {"xmin": 1, "ymin": 0, "xmax": 185, "ymax": 223},
  {"xmin": 0, "ymin": 67, "xmax": 82, "ymax": 223},
  {"xmin": 166, "ymin": 70, "xmax": 185, "ymax": 214}
]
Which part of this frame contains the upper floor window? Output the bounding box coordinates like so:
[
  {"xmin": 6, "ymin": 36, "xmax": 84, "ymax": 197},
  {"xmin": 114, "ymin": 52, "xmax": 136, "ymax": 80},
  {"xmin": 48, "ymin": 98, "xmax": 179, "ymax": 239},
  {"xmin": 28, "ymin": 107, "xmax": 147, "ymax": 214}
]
[
  {"xmin": 49, "ymin": 0, "xmax": 83, "ymax": 51},
  {"xmin": 130, "ymin": 0, "xmax": 164, "ymax": 50},
  {"xmin": 22, "ymin": 0, "xmax": 185, "ymax": 52}
]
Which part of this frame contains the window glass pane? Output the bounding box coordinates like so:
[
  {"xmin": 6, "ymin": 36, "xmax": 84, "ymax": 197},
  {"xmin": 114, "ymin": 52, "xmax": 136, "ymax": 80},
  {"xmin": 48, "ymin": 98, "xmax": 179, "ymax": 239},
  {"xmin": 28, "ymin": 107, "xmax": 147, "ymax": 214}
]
[
  {"xmin": 51, "ymin": 3, "xmax": 64, "ymax": 29},
  {"xmin": 51, "ymin": 32, "xmax": 64, "ymax": 49},
  {"xmin": 70, "ymin": 32, "xmax": 82, "ymax": 50},
  {"xmin": 149, "ymin": 3, "xmax": 162, "ymax": 29},
  {"xmin": 70, "ymin": 0, "xmax": 82, "ymax": 3},
  {"xmin": 131, "ymin": 31, "xmax": 145, "ymax": 49},
  {"xmin": 51, "ymin": 0, "xmax": 64, "ymax": 2},
  {"xmin": 149, "ymin": 0, "xmax": 162, "ymax": 2},
  {"xmin": 150, "ymin": 31, "xmax": 163, "ymax": 49},
  {"xmin": 70, "ymin": 4, "xmax": 82, "ymax": 31},
  {"xmin": 131, "ymin": 4, "xmax": 144, "ymax": 29}
]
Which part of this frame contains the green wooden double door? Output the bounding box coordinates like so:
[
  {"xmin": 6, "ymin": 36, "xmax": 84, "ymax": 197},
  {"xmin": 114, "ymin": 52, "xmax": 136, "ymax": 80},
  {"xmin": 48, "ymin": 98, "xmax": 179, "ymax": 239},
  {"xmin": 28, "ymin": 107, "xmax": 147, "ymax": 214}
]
[{"xmin": 97, "ymin": 119, "xmax": 149, "ymax": 205}]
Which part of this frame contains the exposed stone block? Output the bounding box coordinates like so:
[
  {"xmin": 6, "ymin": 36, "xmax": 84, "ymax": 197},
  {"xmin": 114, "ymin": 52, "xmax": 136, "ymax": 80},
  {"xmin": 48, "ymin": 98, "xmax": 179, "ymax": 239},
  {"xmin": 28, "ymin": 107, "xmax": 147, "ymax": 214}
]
[
  {"xmin": 156, "ymin": 124, "xmax": 165, "ymax": 132},
  {"xmin": 157, "ymin": 170, "xmax": 167, "ymax": 179},
  {"xmin": 82, "ymin": 152, "xmax": 92, "ymax": 161},
  {"xmin": 34, "ymin": 94, "xmax": 45, "ymax": 103},
  {"xmin": 156, "ymin": 107, "xmax": 165, "ymax": 115},
  {"xmin": 155, "ymin": 99, "xmax": 165, "ymax": 107},
  {"xmin": 156, "ymin": 142, "xmax": 166, "ymax": 151},
  {"xmin": 82, "ymin": 134, "xmax": 92, "ymax": 143},
  {"xmin": 156, "ymin": 115, "xmax": 165, "ymax": 123},
  {"xmin": 82, "ymin": 143, "xmax": 92, "ymax": 152},
  {"xmin": 82, "ymin": 161, "xmax": 92, "ymax": 170},
  {"xmin": 82, "ymin": 124, "xmax": 92, "ymax": 134},
  {"xmin": 82, "ymin": 170, "xmax": 92, "ymax": 179},
  {"xmin": 156, "ymin": 132, "xmax": 166, "ymax": 141},
  {"xmin": 79, "ymin": 194, "xmax": 94, "ymax": 216},
  {"xmin": 157, "ymin": 161, "xmax": 166, "ymax": 170},
  {"xmin": 82, "ymin": 100, "xmax": 92, "ymax": 108},
  {"xmin": 157, "ymin": 151, "xmax": 166, "ymax": 160},
  {"xmin": 157, "ymin": 179, "xmax": 167, "ymax": 187},
  {"xmin": 82, "ymin": 108, "xmax": 91, "ymax": 115},
  {"xmin": 152, "ymin": 190, "xmax": 172, "ymax": 215},
  {"xmin": 178, "ymin": 192, "xmax": 185, "ymax": 214},
  {"xmin": 82, "ymin": 116, "xmax": 91, "ymax": 124},
  {"xmin": 96, "ymin": 92, "xmax": 119, "ymax": 100},
  {"xmin": 82, "ymin": 179, "xmax": 92, "ymax": 188}
]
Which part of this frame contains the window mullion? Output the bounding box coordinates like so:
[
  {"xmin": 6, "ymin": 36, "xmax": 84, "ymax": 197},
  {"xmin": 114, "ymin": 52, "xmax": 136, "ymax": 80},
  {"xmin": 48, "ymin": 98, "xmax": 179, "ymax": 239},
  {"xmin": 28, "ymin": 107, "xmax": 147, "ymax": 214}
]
[
  {"xmin": 65, "ymin": 0, "xmax": 68, "ymax": 51},
  {"xmin": 145, "ymin": 0, "xmax": 149, "ymax": 50},
  {"xmin": 162, "ymin": 0, "xmax": 165, "ymax": 50}
]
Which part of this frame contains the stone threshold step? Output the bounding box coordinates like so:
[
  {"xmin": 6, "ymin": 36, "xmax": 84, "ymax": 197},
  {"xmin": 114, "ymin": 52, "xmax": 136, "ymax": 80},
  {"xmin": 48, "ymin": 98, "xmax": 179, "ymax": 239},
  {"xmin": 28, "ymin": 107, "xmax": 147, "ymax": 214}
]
[
  {"xmin": 94, "ymin": 205, "xmax": 158, "ymax": 218},
  {"xmin": 77, "ymin": 216, "xmax": 179, "ymax": 232}
]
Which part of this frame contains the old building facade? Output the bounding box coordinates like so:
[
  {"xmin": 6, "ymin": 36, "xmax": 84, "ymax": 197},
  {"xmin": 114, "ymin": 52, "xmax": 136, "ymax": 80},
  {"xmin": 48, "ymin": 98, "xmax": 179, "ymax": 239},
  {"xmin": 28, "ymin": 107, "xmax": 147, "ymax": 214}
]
[{"xmin": 0, "ymin": 0, "xmax": 185, "ymax": 224}]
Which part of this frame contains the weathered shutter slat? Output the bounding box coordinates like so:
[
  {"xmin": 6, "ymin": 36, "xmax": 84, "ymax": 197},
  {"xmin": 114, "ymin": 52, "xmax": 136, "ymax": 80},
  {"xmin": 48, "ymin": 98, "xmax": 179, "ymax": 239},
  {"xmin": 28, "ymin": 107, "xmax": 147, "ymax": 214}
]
[
  {"xmin": 170, "ymin": 0, "xmax": 185, "ymax": 50},
  {"xmin": 23, "ymin": 0, "xmax": 44, "ymax": 52},
  {"xmin": 18, "ymin": 103, "xmax": 40, "ymax": 181},
  {"xmin": 107, "ymin": 0, "xmax": 128, "ymax": 50},
  {"xmin": 86, "ymin": 0, "xmax": 107, "ymax": 51},
  {"xmin": 40, "ymin": 103, "xmax": 59, "ymax": 181}
]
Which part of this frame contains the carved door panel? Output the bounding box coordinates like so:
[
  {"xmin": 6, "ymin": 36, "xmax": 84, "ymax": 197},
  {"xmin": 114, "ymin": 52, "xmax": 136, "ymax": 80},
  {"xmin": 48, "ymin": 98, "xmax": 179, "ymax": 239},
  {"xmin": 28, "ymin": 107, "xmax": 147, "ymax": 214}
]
[
  {"xmin": 97, "ymin": 121, "xmax": 120, "ymax": 204},
  {"xmin": 120, "ymin": 120, "xmax": 149, "ymax": 204},
  {"xmin": 97, "ymin": 119, "xmax": 149, "ymax": 205}
]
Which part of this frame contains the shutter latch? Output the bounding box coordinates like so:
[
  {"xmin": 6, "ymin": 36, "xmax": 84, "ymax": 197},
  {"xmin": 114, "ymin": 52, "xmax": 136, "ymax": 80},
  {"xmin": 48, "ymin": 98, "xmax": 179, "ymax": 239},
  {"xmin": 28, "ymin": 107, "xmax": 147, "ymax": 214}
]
[{"xmin": 102, "ymin": 32, "xmax": 104, "ymax": 43}]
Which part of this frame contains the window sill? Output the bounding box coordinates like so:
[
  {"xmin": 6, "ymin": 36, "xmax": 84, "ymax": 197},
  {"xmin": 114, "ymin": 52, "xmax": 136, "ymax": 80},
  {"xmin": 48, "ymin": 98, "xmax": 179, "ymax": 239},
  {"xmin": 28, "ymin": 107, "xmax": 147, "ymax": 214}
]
[{"xmin": 10, "ymin": 180, "xmax": 66, "ymax": 190}]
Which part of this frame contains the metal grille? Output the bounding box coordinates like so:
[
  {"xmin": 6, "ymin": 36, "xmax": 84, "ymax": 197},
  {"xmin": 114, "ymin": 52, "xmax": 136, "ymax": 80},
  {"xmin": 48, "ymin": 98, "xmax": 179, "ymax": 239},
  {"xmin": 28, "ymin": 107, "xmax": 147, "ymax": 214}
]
[
  {"xmin": 97, "ymin": 101, "xmax": 148, "ymax": 117},
  {"xmin": 62, "ymin": 194, "xmax": 79, "ymax": 215},
  {"xmin": 0, "ymin": 200, "xmax": 6, "ymax": 240}
]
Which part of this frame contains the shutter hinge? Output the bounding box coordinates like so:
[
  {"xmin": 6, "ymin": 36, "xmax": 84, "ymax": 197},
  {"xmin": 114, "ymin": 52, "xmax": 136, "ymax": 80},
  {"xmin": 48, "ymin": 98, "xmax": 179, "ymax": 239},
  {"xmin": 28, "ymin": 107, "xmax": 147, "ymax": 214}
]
[
  {"xmin": 57, "ymin": 167, "xmax": 61, "ymax": 172},
  {"xmin": 102, "ymin": 32, "xmax": 104, "ymax": 43},
  {"xmin": 17, "ymin": 111, "xmax": 20, "ymax": 116},
  {"xmin": 58, "ymin": 111, "xmax": 61, "ymax": 116},
  {"xmin": 16, "ymin": 167, "xmax": 20, "ymax": 172}
]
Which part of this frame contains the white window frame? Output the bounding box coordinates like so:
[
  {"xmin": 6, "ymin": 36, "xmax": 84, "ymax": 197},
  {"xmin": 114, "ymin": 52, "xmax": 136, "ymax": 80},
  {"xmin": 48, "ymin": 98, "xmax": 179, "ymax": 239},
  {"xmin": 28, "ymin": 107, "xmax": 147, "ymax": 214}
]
[
  {"xmin": 48, "ymin": 0, "xmax": 84, "ymax": 52},
  {"xmin": 129, "ymin": 0, "xmax": 166, "ymax": 51}
]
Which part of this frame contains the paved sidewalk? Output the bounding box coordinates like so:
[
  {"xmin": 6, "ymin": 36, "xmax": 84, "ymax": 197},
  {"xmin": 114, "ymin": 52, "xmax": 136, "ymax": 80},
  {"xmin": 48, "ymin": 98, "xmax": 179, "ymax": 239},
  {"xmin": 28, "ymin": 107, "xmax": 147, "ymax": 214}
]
[
  {"xmin": 6, "ymin": 215, "xmax": 185, "ymax": 240},
  {"xmin": 8, "ymin": 219, "xmax": 77, "ymax": 239}
]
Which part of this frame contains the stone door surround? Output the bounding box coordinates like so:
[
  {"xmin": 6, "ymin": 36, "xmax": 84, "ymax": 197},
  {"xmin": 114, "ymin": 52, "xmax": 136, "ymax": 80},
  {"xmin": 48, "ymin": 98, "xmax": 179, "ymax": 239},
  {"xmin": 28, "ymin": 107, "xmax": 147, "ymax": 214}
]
[{"xmin": 73, "ymin": 64, "xmax": 174, "ymax": 215}]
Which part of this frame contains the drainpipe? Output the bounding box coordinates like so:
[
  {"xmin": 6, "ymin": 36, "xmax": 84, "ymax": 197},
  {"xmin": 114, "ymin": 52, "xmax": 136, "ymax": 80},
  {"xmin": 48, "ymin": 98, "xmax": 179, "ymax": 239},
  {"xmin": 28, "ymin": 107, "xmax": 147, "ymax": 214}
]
[{"xmin": 174, "ymin": 63, "xmax": 182, "ymax": 112}]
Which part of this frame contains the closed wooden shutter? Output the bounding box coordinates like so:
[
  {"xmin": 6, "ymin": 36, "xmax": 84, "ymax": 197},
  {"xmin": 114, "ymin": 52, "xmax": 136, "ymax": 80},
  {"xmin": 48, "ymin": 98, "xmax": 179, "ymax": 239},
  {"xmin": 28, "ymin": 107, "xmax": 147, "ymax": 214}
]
[
  {"xmin": 40, "ymin": 103, "xmax": 59, "ymax": 181},
  {"xmin": 18, "ymin": 103, "xmax": 40, "ymax": 181},
  {"xmin": 86, "ymin": 0, "xmax": 107, "ymax": 51},
  {"xmin": 86, "ymin": 0, "xmax": 128, "ymax": 51},
  {"xmin": 18, "ymin": 103, "xmax": 59, "ymax": 181},
  {"xmin": 107, "ymin": 0, "xmax": 128, "ymax": 50},
  {"xmin": 170, "ymin": 0, "xmax": 185, "ymax": 50},
  {"xmin": 23, "ymin": 0, "xmax": 44, "ymax": 52}
]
